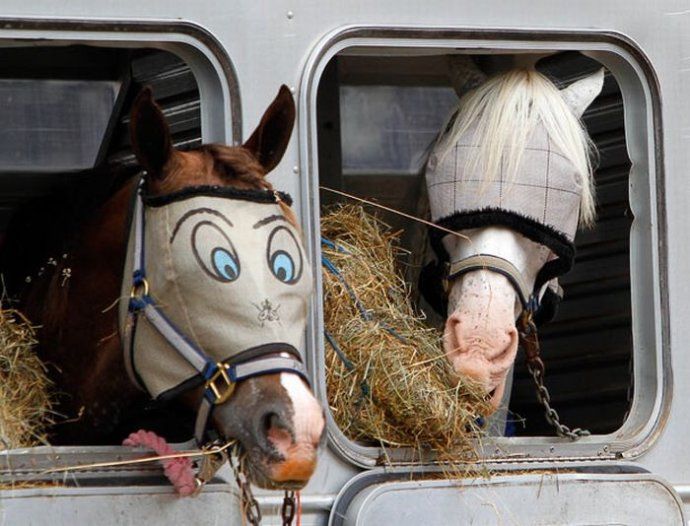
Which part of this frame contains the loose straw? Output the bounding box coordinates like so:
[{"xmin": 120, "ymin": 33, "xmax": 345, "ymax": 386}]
[
  {"xmin": 42, "ymin": 440, "xmax": 236, "ymax": 475},
  {"xmin": 319, "ymin": 186, "xmax": 471, "ymax": 242}
]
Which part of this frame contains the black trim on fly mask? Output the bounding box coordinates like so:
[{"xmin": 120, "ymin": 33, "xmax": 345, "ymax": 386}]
[{"xmin": 143, "ymin": 185, "xmax": 292, "ymax": 207}]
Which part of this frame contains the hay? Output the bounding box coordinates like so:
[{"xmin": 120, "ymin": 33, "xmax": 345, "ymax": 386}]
[
  {"xmin": 322, "ymin": 204, "xmax": 491, "ymax": 459},
  {"xmin": 0, "ymin": 308, "xmax": 54, "ymax": 449}
]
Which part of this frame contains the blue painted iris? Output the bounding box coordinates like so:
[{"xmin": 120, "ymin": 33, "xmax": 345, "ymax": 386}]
[
  {"xmin": 270, "ymin": 251, "xmax": 294, "ymax": 283},
  {"xmin": 266, "ymin": 226, "xmax": 303, "ymax": 285},
  {"xmin": 212, "ymin": 247, "xmax": 240, "ymax": 281}
]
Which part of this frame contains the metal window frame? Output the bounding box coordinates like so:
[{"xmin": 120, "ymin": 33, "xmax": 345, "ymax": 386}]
[
  {"xmin": 0, "ymin": 17, "xmax": 241, "ymax": 146},
  {"xmin": 299, "ymin": 25, "xmax": 669, "ymax": 467},
  {"xmin": 0, "ymin": 17, "xmax": 240, "ymax": 476}
]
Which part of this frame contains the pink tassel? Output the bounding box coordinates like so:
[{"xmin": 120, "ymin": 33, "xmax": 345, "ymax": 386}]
[{"xmin": 123, "ymin": 429, "xmax": 197, "ymax": 497}]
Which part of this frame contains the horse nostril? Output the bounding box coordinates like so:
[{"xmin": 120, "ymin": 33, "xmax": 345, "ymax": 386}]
[
  {"xmin": 263, "ymin": 412, "xmax": 282, "ymax": 434},
  {"xmin": 261, "ymin": 410, "xmax": 293, "ymax": 454}
]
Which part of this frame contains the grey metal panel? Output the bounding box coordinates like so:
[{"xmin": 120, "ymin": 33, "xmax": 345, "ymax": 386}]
[
  {"xmin": 0, "ymin": 482, "xmax": 242, "ymax": 525},
  {"xmin": 333, "ymin": 472, "xmax": 685, "ymax": 526},
  {"xmin": 0, "ymin": 2, "xmax": 682, "ymax": 517}
]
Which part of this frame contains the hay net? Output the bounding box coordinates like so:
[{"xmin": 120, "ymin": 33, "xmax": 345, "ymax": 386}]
[{"xmin": 321, "ymin": 204, "xmax": 490, "ymax": 458}]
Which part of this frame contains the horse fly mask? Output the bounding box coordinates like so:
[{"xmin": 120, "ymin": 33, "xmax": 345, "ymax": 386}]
[
  {"xmin": 119, "ymin": 181, "xmax": 313, "ymax": 443},
  {"xmin": 423, "ymin": 68, "xmax": 604, "ymax": 439},
  {"xmin": 425, "ymin": 68, "xmax": 604, "ymax": 318},
  {"xmin": 426, "ymin": 120, "xmax": 577, "ymax": 314}
]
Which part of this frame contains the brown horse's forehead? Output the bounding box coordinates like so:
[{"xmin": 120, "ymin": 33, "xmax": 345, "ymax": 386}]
[
  {"xmin": 152, "ymin": 148, "xmax": 262, "ymax": 195},
  {"xmin": 152, "ymin": 151, "xmax": 219, "ymax": 194}
]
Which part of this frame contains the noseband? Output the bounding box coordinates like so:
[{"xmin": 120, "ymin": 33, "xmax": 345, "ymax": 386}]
[
  {"xmin": 443, "ymin": 253, "xmax": 541, "ymax": 314},
  {"xmin": 122, "ymin": 179, "xmax": 310, "ymax": 443}
]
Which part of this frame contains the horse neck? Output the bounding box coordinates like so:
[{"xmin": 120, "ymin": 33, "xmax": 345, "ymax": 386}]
[{"xmin": 19, "ymin": 176, "xmax": 144, "ymax": 443}]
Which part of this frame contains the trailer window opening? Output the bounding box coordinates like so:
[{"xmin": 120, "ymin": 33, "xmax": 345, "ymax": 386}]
[
  {"xmin": 315, "ymin": 49, "xmax": 637, "ymax": 454},
  {"xmin": 0, "ymin": 44, "xmax": 205, "ymax": 444},
  {"xmin": 340, "ymin": 85, "xmax": 457, "ymax": 175}
]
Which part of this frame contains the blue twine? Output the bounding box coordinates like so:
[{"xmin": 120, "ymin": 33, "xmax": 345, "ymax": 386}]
[
  {"xmin": 324, "ymin": 330, "xmax": 355, "ymax": 371},
  {"xmin": 321, "ymin": 237, "xmax": 407, "ymax": 343}
]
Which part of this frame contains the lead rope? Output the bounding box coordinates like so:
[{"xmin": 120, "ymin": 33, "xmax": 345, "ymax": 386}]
[{"xmin": 517, "ymin": 310, "xmax": 590, "ymax": 440}]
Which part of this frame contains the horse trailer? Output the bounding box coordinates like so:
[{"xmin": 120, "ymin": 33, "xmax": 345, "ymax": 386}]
[{"xmin": 0, "ymin": 1, "xmax": 685, "ymax": 524}]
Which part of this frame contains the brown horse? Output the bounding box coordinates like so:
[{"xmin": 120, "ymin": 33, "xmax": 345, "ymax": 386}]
[{"xmin": 0, "ymin": 85, "xmax": 325, "ymax": 489}]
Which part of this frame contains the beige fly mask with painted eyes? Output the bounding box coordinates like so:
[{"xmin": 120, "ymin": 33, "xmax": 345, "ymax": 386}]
[{"xmin": 119, "ymin": 186, "xmax": 313, "ymax": 407}]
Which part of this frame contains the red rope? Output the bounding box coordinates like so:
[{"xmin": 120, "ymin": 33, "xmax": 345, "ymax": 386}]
[
  {"xmin": 123, "ymin": 429, "xmax": 197, "ymax": 497},
  {"xmin": 296, "ymin": 490, "xmax": 302, "ymax": 526}
]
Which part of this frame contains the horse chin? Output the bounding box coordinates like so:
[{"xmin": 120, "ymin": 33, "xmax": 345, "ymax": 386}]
[
  {"xmin": 209, "ymin": 375, "xmax": 323, "ymax": 490},
  {"xmin": 240, "ymin": 445, "xmax": 317, "ymax": 490}
]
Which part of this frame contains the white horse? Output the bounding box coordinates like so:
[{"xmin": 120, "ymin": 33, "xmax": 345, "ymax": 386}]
[{"xmin": 425, "ymin": 66, "xmax": 604, "ymax": 417}]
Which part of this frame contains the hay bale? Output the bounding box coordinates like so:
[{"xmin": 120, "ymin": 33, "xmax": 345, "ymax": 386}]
[
  {"xmin": 322, "ymin": 204, "xmax": 490, "ymax": 458},
  {"xmin": 0, "ymin": 309, "xmax": 54, "ymax": 448}
]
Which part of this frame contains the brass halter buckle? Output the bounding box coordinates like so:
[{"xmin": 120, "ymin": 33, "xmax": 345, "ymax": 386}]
[
  {"xmin": 206, "ymin": 363, "xmax": 236, "ymax": 405},
  {"xmin": 129, "ymin": 277, "xmax": 150, "ymax": 300}
]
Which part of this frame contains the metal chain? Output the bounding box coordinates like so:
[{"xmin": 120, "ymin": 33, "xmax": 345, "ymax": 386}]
[
  {"xmin": 281, "ymin": 490, "xmax": 296, "ymax": 526},
  {"xmin": 220, "ymin": 444, "xmax": 298, "ymax": 526},
  {"xmin": 195, "ymin": 440, "xmax": 231, "ymax": 489},
  {"xmin": 229, "ymin": 449, "xmax": 262, "ymax": 526},
  {"xmin": 518, "ymin": 311, "xmax": 591, "ymax": 441}
]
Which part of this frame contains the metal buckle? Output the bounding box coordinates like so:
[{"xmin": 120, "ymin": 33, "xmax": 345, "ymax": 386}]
[
  {"xmin": 130, "ymin": 277, "xmax": 150, "ymax": 300},
  {"xmin": 206, "ymin": 363, "xmax": 236, "ymax": 404}
]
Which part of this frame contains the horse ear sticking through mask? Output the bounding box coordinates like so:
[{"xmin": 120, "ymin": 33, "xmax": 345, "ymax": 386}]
[
  {"xmin": 241, "ymin": 85, "xmax": 300, "ymax": 230},
  {"xmin": 130, "ymin": 85, "xmax": 299, "ymax": 230},
  {"xmin": 243, "ymin": 85, "xmax": 296, "ymax": 174},
  {"xmin": 129, "ymin": 84, "xmax": 297, "ymax": 180},
  {"xmin": 129, "ymin": 87, "xmax": 174, "ymax": 179}
]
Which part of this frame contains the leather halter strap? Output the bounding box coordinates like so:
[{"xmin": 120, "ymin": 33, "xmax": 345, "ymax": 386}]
[
  {"xmin": 445, "ymin": 253, "xmax": 539, "ymax": 313},
  {"xmin": 124, "ymin": 184, "xmax": 309, "ymax": 444}
]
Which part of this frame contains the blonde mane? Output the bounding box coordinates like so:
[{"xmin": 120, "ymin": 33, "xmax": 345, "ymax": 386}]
[{"xmin": 436, "ymin": 68, "xmax": 597, "ymax": 227}]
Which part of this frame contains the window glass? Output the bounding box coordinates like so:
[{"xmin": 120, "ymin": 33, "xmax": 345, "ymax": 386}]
[
  {"xmin": 339, "ymin": 85, "xmax": 457, "ymax": 175},
  {"xmin": 0, "ymin": 79, "xmax": 120, "ymax": 171}
]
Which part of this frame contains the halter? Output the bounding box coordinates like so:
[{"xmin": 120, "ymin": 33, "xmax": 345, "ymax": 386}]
[
  {"xmin": 443, "ymin": 253, "xmax": 541, "ymax": 315},
  {"xmin": 122, "ymin": 178, "xmax": 310, "ymax": 443}
]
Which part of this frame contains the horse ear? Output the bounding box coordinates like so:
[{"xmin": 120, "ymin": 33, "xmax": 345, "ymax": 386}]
[
  {"xmin": 129, "ymin": 87, "xmax": 173, "ymax": 178},
  {"xmin": 560, "ymin": 68, "xmax": 605, "ymax": 118},
  {"xmin": 243, "ymin": 85, "xmax": 295, "ymax": 174},
  {"xmin": 447, "ymin": 55, "xmax": 487, "ymax": 98}
]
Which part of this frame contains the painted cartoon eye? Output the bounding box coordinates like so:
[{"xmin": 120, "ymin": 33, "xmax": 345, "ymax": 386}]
[
  {"xmin": 266, "ymin": 226, "xmax": 303, "ymax": 284},
  {"xmin": 192, "ymin": 221, "xmax": 240, "ymax": 283},
  {"xmin": 212, "ymin": 247, "xmax": 239, "ymax": 281}
]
